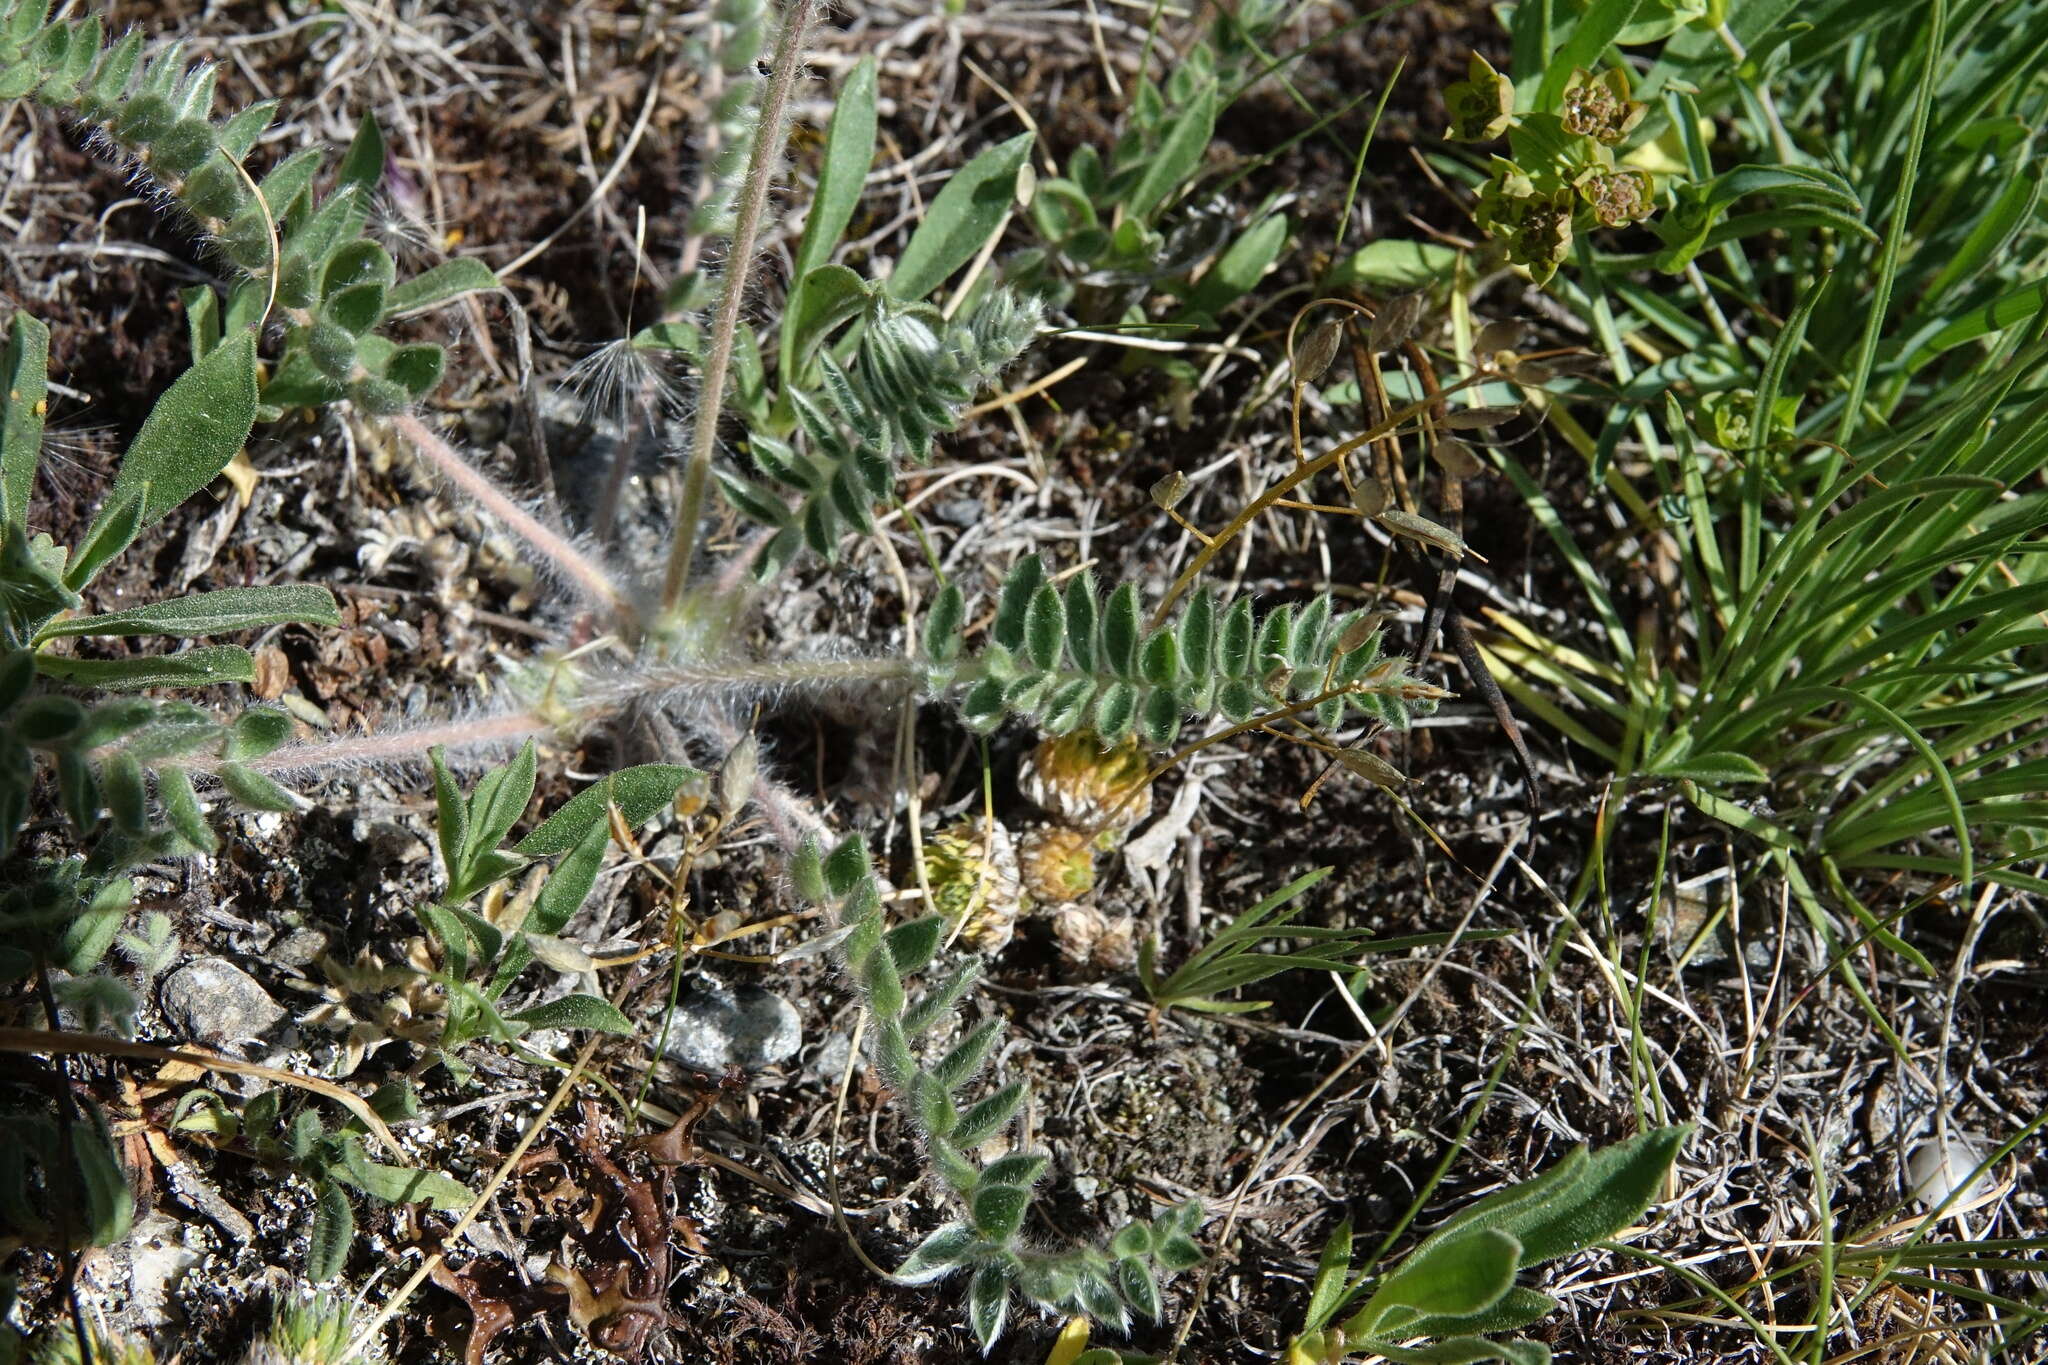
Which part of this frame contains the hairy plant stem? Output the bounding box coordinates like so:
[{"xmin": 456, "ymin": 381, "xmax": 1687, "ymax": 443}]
[
  {"xmin": 661, "ymin": 0, "xmax": 818, "ymax": 617},
  {"xmin": 172, "ymin": 654, "xmax": 919, "ymax": 776},
  {"xmin": 391, "ymin": 412, "xmax": 635, "ymax": 621}
]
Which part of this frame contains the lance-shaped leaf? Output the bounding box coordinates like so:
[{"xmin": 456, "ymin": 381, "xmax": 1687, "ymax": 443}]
[
  {"xmin": 100, "ymin": 329, "xmax": 258, "ymax": 531},
  {"xmin": 36, "ymin": 585, "xmax": 341, "ymax": 640}
]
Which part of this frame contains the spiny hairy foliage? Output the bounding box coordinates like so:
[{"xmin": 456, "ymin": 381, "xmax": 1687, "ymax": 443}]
[
  {"xmin": 791, "ymin": 834, "xmax": 1202, "ymax": 1352},
  {"xmin": 721, "ymin": 287, "xmax": 1043, "ymax": 579},
  {"xmin": 0, "ymin": 0, "xmax": 497, "ymax": 416},
  {"xmin": 922, "ymin": 555, "xmax": 1440, "ymax": 750}
]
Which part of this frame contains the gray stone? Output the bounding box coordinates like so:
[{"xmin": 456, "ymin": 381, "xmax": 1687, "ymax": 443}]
[
  {"xmin": 159, "ymin": 957, "xmax": 285, "ymax": 1048},
  {"xmin": 660, "ymin": 976, "xmax": 802, "ymax": 1074}
]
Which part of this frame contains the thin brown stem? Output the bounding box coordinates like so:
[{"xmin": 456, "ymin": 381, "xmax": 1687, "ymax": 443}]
[
  {"xmin": 391, "ymin": 412, "xmax": 635, "ymax": 622},
  {"xmin": 662, "ymin": 0, "xmax": 819, "ymax": 615}
]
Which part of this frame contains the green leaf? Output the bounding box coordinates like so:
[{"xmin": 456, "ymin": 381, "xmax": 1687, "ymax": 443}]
[
  {"xmin": 1, "ymin": 312, "xmax": 49, "ymax": 524},
  {"xmin": 1125, "ymin": 83, "xmax": 1217, "ymax": 221},
  {"xmin": 57, "ymin": 877, "xmax": 132, "ymax": 974},
  {"xmin": 971, "ymin": 1182, "xmax": 1032, "ymax": 1240},
  {"xmin": 883, "ymin": 915, "xmax": 945, "ymax": 975},
  {"xmin": 781, "ymin": 263, "xmax": 871, "ymax": 375},
  {"xmin": 888, "ymin": 132, "xmax": 1034, "ymax": 303},
  {"xmin": 216, "ymin": 760, "xmax": 298, "ymax": 812},
  {"xmin": 62, "ymin": 484, "xmax": 144, "ymax": 593},
  {"xmin": 307, "ymin": 1182, "xmax": 353, "ymax": 1282},
  {"xmin": 339, "ymin": 1159, "xmax": 470, "ymax": 1211},
  {"xmin": 794, "ymin": 55, "xmax": 877, "ymax": 284},
  {"xmin": 952, "ymin": 1080, "xmax": 1027, "ymax": 1149},
  {"xmin": 1302, "ymin": 1217, "xmax": 1354, "ymax": 1333},
  {"xmin": 967, "ymin": 1263, "xmax": 1011, "ymax": 1350},
  {"xmin": 514, "ymin": 763, "xmax": 699, "ymax": 855},
  {"xmin": 1325, "ymin": 239, "xmax": 1459, "ymax": 291},
  {"xmin": 991, "ymin": 555, "xmax": 1046, "ymax": 653},
  {"xmin": 36, "ymin": 585, "xmax": 341, "ymax": 640},
  {"xmin": 1368, "ymin": 1227, "xmax": 1520, "ymax": 1325},
  {"xmin": 35, "ymin": 645, "xmax": 254, "ymax": 690},
  {"xmin": 1102, "ymin": 582, "xmax": 1141, "ymax": 676},
  {"xmin": 1025, "ymin": 583, "xmax": 1066, "ymax": 672},
  {"xmin": 335, "ymin": 111, "xmax": 385, "ymax": 195},
  {"xmin": 931, "ymin": 1017, "xmax": 1003, "ymax": 1093},
  {"xmin": 1415, "ymin": 1127, "xmax": 1686, "ymax": 1271},
  {"xmin": 1648, "ymin": 752, "xmax": 1769, "ymax": 784},
  {"xmin": 465, "ymin": 740, "xmax": 537, "ymax": 869},
  {"xmin": 1119, "ymin": 1256, "xmax": 1162, "ymax": 1320},
  {"xmin": 894, "ymin": 1221, "xmax": 978, "ymax": 1285},
  {"xmin": 1183, "ymin": 212, "xmax": 1288, "ymax": 317},
  {"xmin": 1373, "ymin": 1337, "xmax": 1550, "ymax": 1365},
  {"xmin": 381, "ymin": 258, "xmax": 500, "ymax": 317},
  {"xmin": 1401, "ymin": 1286, "xmax": 1561, "ymax": 1339},
  {"xmin": 925, "ymin": 582, "xmax": 965, "ymax": 665},
  {"xmin": 510, "ymin": 994, "xmax": 634, "ymax": 1035},
  {"xmin": 104, "ymin": 329, "xmax": 258, "ymax": 530},
  {"xmin": 225, "ymin": 707, "xmax": 292, "ymax": 760}
]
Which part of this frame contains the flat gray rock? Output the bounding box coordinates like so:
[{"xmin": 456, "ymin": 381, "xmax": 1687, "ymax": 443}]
[
  {"xmin": 660, "ymin": 976, "xmax": 802, "ymax": 1074},
  {"xmin": 159, "ymin": 957, "xmax": 285, "ymax": 1048}
]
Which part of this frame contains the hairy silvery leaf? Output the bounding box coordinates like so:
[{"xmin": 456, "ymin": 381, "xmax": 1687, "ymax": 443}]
[
  {"xmin": 966, "ymin": 1262, "xmax": 1012, "ymax": 1352},
  {"xmin": 952, "ymin": 1081, "xmax": 1027, "ymax": 1149},
  {"xmin": 894, "ymin": 1222, "xmax": 979, "ymax": 1285}
]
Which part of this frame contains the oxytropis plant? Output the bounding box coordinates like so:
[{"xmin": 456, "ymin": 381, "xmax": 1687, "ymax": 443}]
[{"xmin": 3, "ymin": 0, "xmax": 1461, "ymax": 1352}]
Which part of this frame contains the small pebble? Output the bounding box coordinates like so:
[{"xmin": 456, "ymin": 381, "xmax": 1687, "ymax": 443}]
[
  {"xmin": 660, "ymin": 976, "xmax": 802, "ymax": 1074},
  {"xmin": 159, "ymin": 957, "xmax": 285, "ymax": 1048}
]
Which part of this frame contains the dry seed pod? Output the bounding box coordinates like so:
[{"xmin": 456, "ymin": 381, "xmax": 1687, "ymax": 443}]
[
  {"xmin": 1151, "ymin": 471, "xmax": 1190, "ymax": 510},
  {"xmin": 1337, "ymin": 749, "xmax": 1406, "ymax": 790},
  {"xmin": 1369, "ymin": 292, "xmax": 1428, "ymax": 352},
  {"xmin": 1337, "ymin": 611, "xmax": 1392, "ymax": 655},
  {"xmin": 922, "ymin": 820, "xmax": 1025, "ymax": 953},
  {"xmin": 1441, "ymin": 405, "xmax": 1522, "ymax": 430},
  {"xmin": 1506, "ymin": 358, "xmax": 1554, "ymax": 387},
  {"xmin": 1293, "ymin": 318, "xmax": 1346, "ymax": 384},
  {"xmin": 1020, "ymin": 824, "xmax": 1097, "ymax": 905},
  {"xmin": 1049, "ymin": 904, "xmax": 1138, "ymax": 972},
  {"xmin": 1350, "ymin": 474, "xmax": 1390, "ymax": 518},
  {"xmin": 1018, "ymin": 732, "xmax": 1154, "ymax": 835},
  {"xmin": 1377, "ymin": 507, "xmax": 1469, "ymax": 558},
  {"xmin": 1473, "ymin": 319, "xmax": 1522, "ymax": 357},
  {"xmin": 1430, "ymin": 438, "xmax": 1485, "ymax": 479},
  {"xmin": 717, "ymin": 734, "xmax": 759, "ymax": 817}
]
